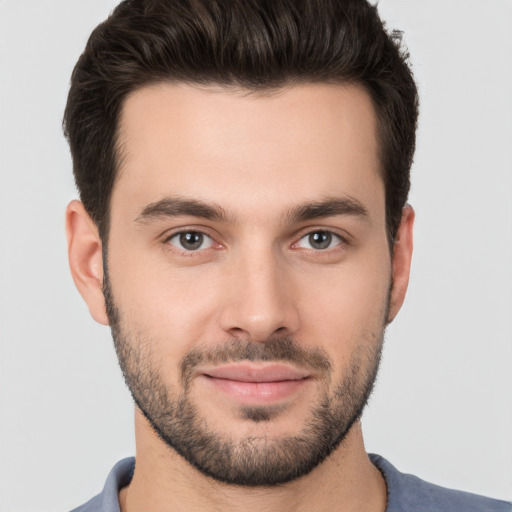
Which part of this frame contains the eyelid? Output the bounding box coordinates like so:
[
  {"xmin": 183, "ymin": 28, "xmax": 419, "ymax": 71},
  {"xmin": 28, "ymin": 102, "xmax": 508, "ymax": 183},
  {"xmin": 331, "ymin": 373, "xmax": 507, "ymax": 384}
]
[
  {"xmin": 161, "ymin": 224, "xmax": 217, "ymax": 242},
  {"xmin": 297, "ymin": 231, "xmax": 343, "ymax": 250},
  {"xmin": 159, "ymin": 224, "xmax": 350, "ymax": 254},
  {"xmin": 292, "ymin": 227, "xmax": 350, "ymax": 248},
  {"xmin": 168, "ymin": 231, "xmax": 213, "ymax": 250},
  {"xmin": 161, "ymin": 225, "xmax": 222, "ymax": 254}
]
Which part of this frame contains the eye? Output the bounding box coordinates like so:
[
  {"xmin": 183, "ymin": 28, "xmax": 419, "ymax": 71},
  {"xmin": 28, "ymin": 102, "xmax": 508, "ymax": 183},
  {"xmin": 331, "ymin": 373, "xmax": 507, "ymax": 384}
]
[
  {"xmin": 167, "ymin": 231, "xmax": 214, "ymax": 251},
  {"xmin": 296, "ymin": 230, "xmax": 343, "ymax": 250}
]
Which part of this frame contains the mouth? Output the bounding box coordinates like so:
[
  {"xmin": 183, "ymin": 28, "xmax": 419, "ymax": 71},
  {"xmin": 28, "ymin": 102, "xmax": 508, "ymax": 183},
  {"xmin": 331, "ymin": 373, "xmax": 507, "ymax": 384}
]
[{"xmin": 199, "ymin": 363, "xmax": 312, "ymax": 404}]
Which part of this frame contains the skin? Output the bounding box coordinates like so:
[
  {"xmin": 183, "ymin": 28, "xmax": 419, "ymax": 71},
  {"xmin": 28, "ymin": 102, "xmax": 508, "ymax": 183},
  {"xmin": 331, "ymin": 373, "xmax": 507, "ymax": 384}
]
[{"xmin": 66, "ymin": 83, "xmax": 414, "ymax": 511}]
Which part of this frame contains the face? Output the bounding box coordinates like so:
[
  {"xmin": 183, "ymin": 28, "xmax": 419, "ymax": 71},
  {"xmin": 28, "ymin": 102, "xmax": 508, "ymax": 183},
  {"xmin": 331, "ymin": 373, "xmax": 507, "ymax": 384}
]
[{"xmin": 79, "ymin": 83, "xmax": 410, "ymax": 486}]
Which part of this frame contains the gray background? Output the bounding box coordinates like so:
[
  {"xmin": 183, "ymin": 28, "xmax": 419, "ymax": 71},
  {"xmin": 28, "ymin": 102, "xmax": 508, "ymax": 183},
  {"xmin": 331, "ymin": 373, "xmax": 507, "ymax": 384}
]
[{"xmin": 0, "ymin": 1, "xmax": 511, "ymax": 510}]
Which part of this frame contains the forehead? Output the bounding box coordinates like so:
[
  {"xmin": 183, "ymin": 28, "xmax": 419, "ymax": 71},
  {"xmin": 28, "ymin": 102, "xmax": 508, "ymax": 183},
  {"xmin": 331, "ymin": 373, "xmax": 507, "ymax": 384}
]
[{"xmin": 113, "ymin": 82, "xmax": 383, "ymax": 222}]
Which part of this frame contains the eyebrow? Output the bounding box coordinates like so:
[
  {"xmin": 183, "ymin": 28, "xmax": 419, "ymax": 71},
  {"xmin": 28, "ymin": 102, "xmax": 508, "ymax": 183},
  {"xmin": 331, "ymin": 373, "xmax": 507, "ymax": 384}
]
[
  {"xmin": 135, "ymin": 196, "xmax": 369, "ymax": 225},
  {"xmin": 135, "ymin": 197, "xmax": 230, "ymax": 223},
  {"xmin": 286, "ymin": 197, "xmax": 369, "ymax": 223}
]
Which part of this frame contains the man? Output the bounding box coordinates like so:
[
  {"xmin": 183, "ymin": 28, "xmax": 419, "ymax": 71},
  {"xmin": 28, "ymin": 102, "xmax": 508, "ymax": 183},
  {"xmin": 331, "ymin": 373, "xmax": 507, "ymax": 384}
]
[{"xmin": 63, "ymin": 0, "xmax": 511, "ymax": 511}]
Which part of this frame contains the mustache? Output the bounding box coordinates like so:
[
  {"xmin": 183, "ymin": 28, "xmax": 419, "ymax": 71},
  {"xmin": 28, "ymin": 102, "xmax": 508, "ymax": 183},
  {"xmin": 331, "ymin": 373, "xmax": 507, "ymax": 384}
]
[{"xmin": 179, "ymin": 337, "xmax": 332, "ymax": 385}]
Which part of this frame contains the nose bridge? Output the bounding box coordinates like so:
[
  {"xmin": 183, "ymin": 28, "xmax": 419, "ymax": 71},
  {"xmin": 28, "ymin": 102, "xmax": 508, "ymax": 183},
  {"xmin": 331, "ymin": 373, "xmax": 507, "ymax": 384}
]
[{"xmin": 220, "ymin": 241, "xmax": 299, "ymax": 342}]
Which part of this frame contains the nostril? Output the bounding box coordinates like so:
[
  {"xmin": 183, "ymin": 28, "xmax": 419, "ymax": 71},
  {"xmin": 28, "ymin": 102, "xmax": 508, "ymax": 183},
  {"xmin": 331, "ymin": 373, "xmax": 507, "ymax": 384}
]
[{"xmin": 227, "ymin": 326, "xmax": 246, "ymax": 337}]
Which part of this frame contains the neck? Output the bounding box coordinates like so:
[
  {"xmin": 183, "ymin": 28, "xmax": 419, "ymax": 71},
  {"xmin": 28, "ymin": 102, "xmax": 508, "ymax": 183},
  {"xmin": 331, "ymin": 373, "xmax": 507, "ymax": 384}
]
[{"xmin": 119, "ymin": 410, "xmax": 386, "ymax": 512}]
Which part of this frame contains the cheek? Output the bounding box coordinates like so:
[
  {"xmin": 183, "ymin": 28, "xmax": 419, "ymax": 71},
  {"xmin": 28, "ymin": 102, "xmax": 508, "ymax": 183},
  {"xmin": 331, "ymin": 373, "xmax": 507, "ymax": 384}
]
[
  {"xmin": 108, "ymin": 247, "xmax": 227, "ymax": 353},
  {"xmin": 297, "ymin": 256, "xmax": 390, "ymax": 364}
]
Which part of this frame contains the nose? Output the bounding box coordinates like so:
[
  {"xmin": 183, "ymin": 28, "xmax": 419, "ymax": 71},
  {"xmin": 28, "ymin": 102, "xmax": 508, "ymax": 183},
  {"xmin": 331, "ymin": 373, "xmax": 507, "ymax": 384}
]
[{"xmin": 219, "ymin": 247, "xmax": 300, "ymax": 342}]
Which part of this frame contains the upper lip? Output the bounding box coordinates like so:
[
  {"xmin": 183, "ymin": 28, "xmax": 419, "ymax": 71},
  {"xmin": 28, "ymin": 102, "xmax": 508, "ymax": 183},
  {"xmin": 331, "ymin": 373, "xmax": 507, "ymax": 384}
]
[{"xmin": 201, "ymin": 363, "xmax": 310, "ymax": 383}]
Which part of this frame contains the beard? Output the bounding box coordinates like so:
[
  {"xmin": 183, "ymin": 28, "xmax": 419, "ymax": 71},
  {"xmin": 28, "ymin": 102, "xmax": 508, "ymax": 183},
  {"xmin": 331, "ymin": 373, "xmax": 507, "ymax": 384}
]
[{"xmin": 103, "ymin": 269, "xmax": 386, "ymax": 487}]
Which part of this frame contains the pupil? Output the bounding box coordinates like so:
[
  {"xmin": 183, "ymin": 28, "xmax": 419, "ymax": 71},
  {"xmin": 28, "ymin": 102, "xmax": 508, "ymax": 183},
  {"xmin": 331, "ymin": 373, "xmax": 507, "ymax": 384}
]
[
  {"xmin": 309, "ymin": 232, "xmax": 331, "ymax": 250},
  {"xmin": 180, "ymin": 232, "xmax": 203, "ymax": 250}
]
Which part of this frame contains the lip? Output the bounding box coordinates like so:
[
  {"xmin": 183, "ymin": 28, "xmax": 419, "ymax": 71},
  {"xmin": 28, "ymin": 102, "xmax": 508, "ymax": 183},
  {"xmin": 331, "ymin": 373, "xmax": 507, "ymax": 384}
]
[
  {"xmin": 203, "ymin": 363, "xmax": 310, "ymax": 382},
  {"xmin": 198, "ymin": 363, "xmax": 311, "ymax": 404}
]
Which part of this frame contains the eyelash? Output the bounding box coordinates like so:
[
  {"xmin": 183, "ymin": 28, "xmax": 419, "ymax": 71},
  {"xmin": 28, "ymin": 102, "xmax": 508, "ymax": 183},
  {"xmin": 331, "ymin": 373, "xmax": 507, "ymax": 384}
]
[
  {"xmin": 162, "ymin": 228, "xmax": 349, "ymax": 256},
  {"xmin": 293, "ymin": 230, "xmax": 347, "ymax": 252},
  {"xmin": 163, "ymin": 229, "xmax": 218, "ymax": 257}
]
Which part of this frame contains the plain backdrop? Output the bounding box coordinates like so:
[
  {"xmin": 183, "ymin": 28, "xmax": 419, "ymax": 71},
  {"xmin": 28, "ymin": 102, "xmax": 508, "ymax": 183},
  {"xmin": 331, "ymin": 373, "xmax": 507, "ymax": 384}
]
[{"xmin": 0, "ymin": 1, "xmax": 511, "ymax": 511}]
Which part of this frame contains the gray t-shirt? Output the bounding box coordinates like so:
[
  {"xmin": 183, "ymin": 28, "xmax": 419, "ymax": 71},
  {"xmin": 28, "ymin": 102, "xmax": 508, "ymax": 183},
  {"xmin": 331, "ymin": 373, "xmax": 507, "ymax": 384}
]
[{"xmin": 70, "ymin": 454, "xmax": 511, "ymax": 512}]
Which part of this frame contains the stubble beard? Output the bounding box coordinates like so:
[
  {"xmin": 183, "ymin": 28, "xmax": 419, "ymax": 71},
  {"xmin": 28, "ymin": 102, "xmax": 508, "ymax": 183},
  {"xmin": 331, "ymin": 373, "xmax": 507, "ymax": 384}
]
[{"xmin": 103, "ymin": 271, "xmax": 386, "ymax": 487}]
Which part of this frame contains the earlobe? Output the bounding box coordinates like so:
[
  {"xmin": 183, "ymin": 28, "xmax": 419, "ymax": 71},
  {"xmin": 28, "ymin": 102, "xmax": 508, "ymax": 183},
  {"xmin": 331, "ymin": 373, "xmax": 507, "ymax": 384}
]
[
  {"xmin": 66, "ymin": 200, "xmax": 109, "ymax": 325},
  {"xmin": 387, "ymin": 205, "xmax": 415, "ymax": 323}
]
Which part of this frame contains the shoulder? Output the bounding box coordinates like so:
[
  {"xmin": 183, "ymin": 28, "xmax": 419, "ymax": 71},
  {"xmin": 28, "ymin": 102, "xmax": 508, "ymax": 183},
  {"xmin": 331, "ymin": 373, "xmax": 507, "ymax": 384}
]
[
  {"xmin": 369, "ymin": 454, "xmax": 512, "ymax": 512},
  {"xmin": 69, "ymin": 458, "xmax": 135, "ymax": 512}
]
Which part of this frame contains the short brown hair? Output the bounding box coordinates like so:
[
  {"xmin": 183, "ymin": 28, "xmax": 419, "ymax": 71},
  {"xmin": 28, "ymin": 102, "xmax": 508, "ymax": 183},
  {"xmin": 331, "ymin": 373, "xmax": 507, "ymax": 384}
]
[{"xmin": 63, "ymin": 0, "xmax": 419, "ymax": 244}]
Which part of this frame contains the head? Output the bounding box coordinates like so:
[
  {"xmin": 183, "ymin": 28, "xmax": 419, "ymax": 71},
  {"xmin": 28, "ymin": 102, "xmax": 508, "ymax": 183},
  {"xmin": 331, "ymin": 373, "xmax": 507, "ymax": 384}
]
[{"xmin": 65, "ymin": 0, "xmax": 417, "ymax": 487}]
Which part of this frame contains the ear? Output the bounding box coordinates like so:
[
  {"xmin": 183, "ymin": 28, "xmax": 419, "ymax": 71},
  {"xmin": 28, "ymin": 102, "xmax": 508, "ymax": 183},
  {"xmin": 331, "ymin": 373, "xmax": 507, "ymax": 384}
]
[
  {"xmin": 387, "ymin": 205, "xmax": 415, "ymax": 323},
  {"xmin": 66, "ymin": 200, "xmax": 109, "ymax": 325}
]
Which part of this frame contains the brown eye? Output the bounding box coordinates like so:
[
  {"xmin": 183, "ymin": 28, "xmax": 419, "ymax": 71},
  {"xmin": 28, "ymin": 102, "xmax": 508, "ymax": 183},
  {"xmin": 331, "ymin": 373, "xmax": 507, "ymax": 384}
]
[{"xmin": 168, "ymin": 231, "xmax": 213, "ymax": 251}]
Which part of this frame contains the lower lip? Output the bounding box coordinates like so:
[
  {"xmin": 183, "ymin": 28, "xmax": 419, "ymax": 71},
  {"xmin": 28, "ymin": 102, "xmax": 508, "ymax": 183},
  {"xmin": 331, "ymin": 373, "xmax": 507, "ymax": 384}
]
[{"xmin": 203, "ymin": 376, "xmax": 310, "ymax": 404}]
